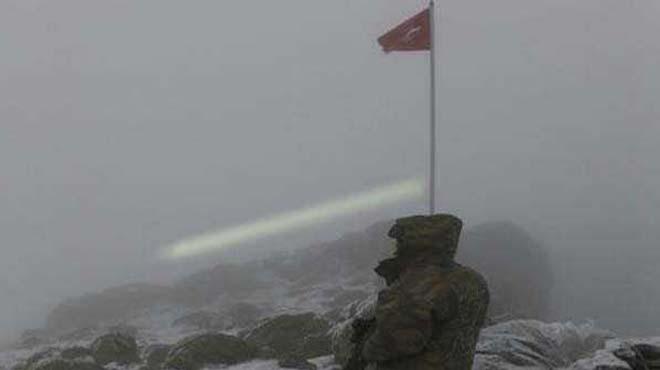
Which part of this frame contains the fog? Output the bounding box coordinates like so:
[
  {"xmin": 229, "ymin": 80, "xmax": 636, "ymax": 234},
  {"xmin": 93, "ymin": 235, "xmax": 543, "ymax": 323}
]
[{"xmin": 1, "ymin": 0, "xmax": 659, "ymax": 344}]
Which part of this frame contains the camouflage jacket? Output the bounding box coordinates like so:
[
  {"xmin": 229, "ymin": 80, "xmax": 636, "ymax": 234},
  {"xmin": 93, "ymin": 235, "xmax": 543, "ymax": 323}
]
[{"xmin": 362, "ymin": 261, "xmax": 489, "ymax": 370}]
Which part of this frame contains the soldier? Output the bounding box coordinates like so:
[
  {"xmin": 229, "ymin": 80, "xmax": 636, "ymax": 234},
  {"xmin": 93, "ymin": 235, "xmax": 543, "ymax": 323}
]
[{"xmin": 360, "ymin": 214, "xmax": 490, "ymax": 370}]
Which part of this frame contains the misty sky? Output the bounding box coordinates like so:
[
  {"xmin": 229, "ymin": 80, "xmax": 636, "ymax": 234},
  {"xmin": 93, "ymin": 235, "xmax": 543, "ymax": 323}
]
[{"xmin": 2, "ymin": 0, "xmax": 660, "ymax": 341}]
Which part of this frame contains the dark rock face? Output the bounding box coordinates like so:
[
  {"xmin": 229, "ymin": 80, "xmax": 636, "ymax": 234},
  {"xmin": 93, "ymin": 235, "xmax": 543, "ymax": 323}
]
[
  {"xmin": 90, "ymin": 333, "xmax": 140, "ymax": 366},
  {"xmin": 163, "ymin": 333, "xmax": 258, "ymax": 370},
  {"xmin": 613, "ymin": 343, "xmax": 660, "ymax": 370},
  {"xmin": 244, "ymin": 313, "xmax": 332, "ymax": 360}
]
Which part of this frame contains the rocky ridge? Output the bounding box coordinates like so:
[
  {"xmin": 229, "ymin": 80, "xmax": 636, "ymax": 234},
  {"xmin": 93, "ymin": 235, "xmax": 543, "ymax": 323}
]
[{"xmin": 1, "ymin": 219, "xmax": 656, "ymax": 370}]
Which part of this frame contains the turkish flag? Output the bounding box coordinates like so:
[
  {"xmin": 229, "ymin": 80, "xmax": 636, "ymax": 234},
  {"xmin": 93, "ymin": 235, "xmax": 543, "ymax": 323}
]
[{"xmin": 378, "ymin": 8, "xmax": 430, "ymax": 53}]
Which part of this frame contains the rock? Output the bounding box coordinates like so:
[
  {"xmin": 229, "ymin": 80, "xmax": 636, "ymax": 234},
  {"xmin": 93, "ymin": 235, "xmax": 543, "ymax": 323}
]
[
  {"xmin": 60, "ymin": 347, "xmax": 93, "ymax": 360},
  {"xmin": 612, "ymin": 342, "xmax": 660, "ymax": 370},
  {"xmin": 568, "ymin": 349, "xmax": 631, "ymax": 370},
  {"xmin": 473, "ymin": 320, "xmax": 615, "ymax": 369},
  {"xmin": 244, "ymin": 313, "xmax": 332, "ymax": 359},
  {"xmin": 24, "ymin": 358, "xmax": 102, "ymax": 370},
  {"xmin": 162, "ymin": 333, "xmax": 258, "ymax": 370},
  {"xmin": 11, "ymin": 348, "xmax": 101, "ymax": 370},
  {"xmin": 277, "ymin": 357, "xmax": 318, "ymax": 370},
  {"xmin": 330, "ymin": 295, "xmax": 377, "ymax": 367},
  {"xmin": 90, "ymin": 332, "xmax": 140, "ymax": 366},
  {"xmin": 143, "ymin": 344, "xmax": 171, "ymax": 369},
  {"xmin": 11, "ymin": 349, "xmax": 59, "ymax": 370}
]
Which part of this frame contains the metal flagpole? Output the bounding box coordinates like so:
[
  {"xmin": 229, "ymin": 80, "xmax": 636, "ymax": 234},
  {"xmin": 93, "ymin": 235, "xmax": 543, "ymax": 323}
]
[{"xmin": 429, "ymin": 0, "xmax": 437, "ymax": 215}]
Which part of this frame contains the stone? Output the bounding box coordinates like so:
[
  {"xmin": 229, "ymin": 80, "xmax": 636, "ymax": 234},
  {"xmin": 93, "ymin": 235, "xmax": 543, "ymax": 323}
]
[
  {"xmin": 60, "ymin": 347, "xmax": 93, "ymax": 360},
  {"xmin": 162, "ymin": 333, "xmax": 257, "ymax": 370},
  {"xmin": 143, "ymin": 344, "xmax": 171, "ymax": 369},
  {"xmin": 90, "ymin": 332, "xmax": 140, "ymax": 365},
  {"xmin": 244, "ymin": 313, "xmax": 332, "ymax": 359}
]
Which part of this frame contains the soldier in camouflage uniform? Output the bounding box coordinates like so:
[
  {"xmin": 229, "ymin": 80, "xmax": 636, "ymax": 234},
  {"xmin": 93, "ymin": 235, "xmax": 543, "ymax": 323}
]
[{"xmin": 361, "ymin": 214, "xmax": 490, "ymax": 370}]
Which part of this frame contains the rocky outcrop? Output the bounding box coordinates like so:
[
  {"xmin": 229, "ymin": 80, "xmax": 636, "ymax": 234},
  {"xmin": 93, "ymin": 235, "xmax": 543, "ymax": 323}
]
[
  {"xmin": 244, "ymin": 313, "xmax": 332, "ymax": 360},
  {"xmin": 142, "ymin": 344, "xmax": 171, "ymax": 370},
  {"xmin": 330, "ymin": 296, "xmax": 376, "ymax": 368},
  {"xmin": 90, "ymin": 333, "xmax": 139, "ymax": 366},
  {"xmin": 162, "ymin": 333, "xmax": 258, "ymax": 370},
  {"xmin": 611, "ymin": 341, "xmax": 660, "ymax": 370},
  {"xmin": 10, "ymin": 347, "xmax": 100, "ymax": 370},
  {"xmin": 473, "ymin": 320, "xmax": 615, "ymax": 369},
  {"xmin": 59, "ymin": 347, "xmax": 92, "ymax": 360}
]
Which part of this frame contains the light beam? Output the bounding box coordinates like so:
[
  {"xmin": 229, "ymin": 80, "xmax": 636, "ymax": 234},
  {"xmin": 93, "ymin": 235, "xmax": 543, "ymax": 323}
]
[{"xmin": 160, "ymin": 178, "xmax": 424, "ymax": 260}]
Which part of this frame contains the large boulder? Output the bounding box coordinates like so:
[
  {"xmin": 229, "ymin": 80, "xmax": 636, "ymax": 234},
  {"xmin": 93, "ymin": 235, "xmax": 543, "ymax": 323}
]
[
  {"xmin": 473, "ymin": 320, "xmax": 614, "ymax": 369},
  {"xmin": 142, "ymin": 344, "xmax": 172, "ymax": 370},
  {"xmin": 244, "ymin": 313, "xmax": 332, "ymax": 360},
  {"xmin": 162, "ymin": 333, "xmax": 258, "ymax": 370},
  {"xmin": 457, "ymin": 221, "xmax": 554, "ymax": 321},
  {"xmin": 609, "ymin": 340, "xmax": 660, "ymax": 370},
  {"xmin": 90, "ymin": 332, "xmax": 140, "ymax": 366}
]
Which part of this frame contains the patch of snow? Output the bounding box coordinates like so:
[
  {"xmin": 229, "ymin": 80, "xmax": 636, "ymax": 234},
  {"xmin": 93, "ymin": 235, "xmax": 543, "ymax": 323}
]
[{"xmin": 566, "ymin": 349, "xmax": 630, "ymax": 370}]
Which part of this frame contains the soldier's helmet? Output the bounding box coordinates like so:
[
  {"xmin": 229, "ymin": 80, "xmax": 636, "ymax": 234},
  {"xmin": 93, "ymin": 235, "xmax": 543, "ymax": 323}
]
[{"xmin": 388, "ymin": 214, "xmax": 463, "ymax": 261}]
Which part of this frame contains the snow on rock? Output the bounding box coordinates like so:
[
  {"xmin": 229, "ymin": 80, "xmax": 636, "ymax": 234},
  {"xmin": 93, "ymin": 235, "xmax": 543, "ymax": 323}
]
[
  {"xmin": 474, "ymin": 320, "xmax": 616, "ymax": 369},
  {"xmin": 567, "ymin": 349, "xmax": 631, "ymax": 370}
]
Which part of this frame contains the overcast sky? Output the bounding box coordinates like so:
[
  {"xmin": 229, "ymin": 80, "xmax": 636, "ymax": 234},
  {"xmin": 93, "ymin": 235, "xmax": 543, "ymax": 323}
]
[{"xmin": 1, "ymin": 0, "xmax": 659, "ymax": 341}]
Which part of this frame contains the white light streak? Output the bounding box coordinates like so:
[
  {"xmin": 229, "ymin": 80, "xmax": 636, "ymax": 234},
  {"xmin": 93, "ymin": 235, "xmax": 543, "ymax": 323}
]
[{"xmin": 161, "ymin": 178, "xmax": 424, "ymax": 260}]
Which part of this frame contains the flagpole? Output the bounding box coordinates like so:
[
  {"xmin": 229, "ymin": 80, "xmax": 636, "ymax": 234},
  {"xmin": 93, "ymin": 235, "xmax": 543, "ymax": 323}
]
[{"xmin": 429, "ymin": 0, "xmax": 437, "ymax": 215}]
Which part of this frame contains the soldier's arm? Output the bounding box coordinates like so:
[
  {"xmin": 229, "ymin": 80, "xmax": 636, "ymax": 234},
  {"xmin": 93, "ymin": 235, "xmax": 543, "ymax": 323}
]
[{"xmin": 361, "ymin": 286, "xmax": 436, "ymax": 362}]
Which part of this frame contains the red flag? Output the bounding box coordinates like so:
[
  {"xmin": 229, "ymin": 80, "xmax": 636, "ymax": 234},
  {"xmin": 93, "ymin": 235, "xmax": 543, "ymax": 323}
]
[{"xmin": 378, "ymin": 8, "xmax": 430, "ymax": 53}]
